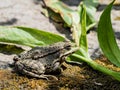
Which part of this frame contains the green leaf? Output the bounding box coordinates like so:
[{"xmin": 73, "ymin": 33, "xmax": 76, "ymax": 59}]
[
  {"xmin": 42, "ymin": 8, "xmax": 64, "ymax": 23},
  {"xmin": 67, "ymin": 5, "xmax": 90, "ymax": 62},
  {"xmin": 0, "ymin": 26, "xmax": 65, "ymax": 47},
  {"xmin": 97, "ymin": 0, "xmax": 120, "ymax": 67},
  {"xmin": 83, "ymin": 0, "xmax": 98, "ymax": 22},
  {"xmin": 44, "ymin": 0, "xmax": 80, "ymax": 27},
  {"xmin": 0, "ymin": 43, "xmax": 24, "ymax": 54},
  {"xmin": 78, "ymin": 0, "xmax": 98, "ymax": 30},
  {"xmin": 44, "ymin": 0, "xmax": 80, "ymax": 46},
  {"xmin": 79, "ymin": 5, "xmax": 88, "ymax": 53}
]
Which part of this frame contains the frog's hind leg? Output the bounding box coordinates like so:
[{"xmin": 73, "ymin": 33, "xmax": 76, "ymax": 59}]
[{"xmin": 22, "ymin": 69, "xmax": 58, "ymax": 80}]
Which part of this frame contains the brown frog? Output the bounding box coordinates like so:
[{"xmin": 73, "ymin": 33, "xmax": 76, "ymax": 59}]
[{"xmin": 13, "ymin": 41, "xmax": 78, "ymax": 80}]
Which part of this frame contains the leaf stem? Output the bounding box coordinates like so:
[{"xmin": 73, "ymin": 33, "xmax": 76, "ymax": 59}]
[{"xmin": 72, "ymin": 54, "xmax": 120, "ymax": 81}]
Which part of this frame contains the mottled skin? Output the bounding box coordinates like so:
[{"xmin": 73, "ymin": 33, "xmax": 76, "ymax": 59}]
[{"xmin": 13, "ymin": 41, "xmax": 77, "ymax": 80}]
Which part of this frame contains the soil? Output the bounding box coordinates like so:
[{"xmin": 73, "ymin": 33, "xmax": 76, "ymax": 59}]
[{"xmin": 0, "ymin": 0, "xmax": 120, "ymax": 90}]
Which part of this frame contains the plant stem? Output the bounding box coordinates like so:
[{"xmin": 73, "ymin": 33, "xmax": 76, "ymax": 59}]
[{"xmin": 72, "ymin": 54, "xmax": 120, "ymax": 81}]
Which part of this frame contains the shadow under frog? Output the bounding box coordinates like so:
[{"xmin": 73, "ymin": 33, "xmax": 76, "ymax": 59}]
[{"xmin": 13, "ymin": 41, "xmax": 78, "ymax": 80}]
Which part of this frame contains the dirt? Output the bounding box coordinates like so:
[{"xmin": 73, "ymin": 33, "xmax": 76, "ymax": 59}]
[{"xmin": 0, "ymin": 0, "xmax": 120, "ymax": 90}]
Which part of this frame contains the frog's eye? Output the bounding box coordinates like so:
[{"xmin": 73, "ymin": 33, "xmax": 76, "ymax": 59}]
[
  {"xmin": 65, "ymin": 46, "xmax": 71, "ymax": 50},
  {"xmin": 13, "ymin": 56, "xmax": 19, "ymax": 61},
  {"xmin": 18, "ymin": 55, "xmax": 21, "ymax": 58}
]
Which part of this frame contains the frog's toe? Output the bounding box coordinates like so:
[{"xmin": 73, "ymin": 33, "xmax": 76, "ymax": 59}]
[
  {"xmin": 43, "ymin": 75, "xmax": 58, "ymax": 81},
  {"xmin": 31, "ymin": 74, "xmax": 58, "ymax": 81}
]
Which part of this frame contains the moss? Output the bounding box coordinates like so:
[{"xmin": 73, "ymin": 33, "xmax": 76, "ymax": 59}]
[
  {"xmin": 0, "ymin": 70, "xmax": 48, "ymax": 90},
  {"xmin": 96, "ymin": 55, "xmax": 120, "ymax": 72}
]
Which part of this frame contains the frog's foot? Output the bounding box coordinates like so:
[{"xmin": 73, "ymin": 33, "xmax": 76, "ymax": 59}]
[
  {"xmin": 22, "ymin": 69, "xmax": 58, "ymax": 80},
  {"xmin": 41, "ymin": 75, "xmax": 58, "ymax": 81}
]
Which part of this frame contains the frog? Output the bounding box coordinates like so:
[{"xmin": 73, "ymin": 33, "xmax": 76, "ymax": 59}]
[{"xmin": 13, "ymin": 41, "xmax": 78, "ymax": 80}]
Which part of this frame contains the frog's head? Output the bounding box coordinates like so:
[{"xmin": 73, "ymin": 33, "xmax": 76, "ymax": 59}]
[
  {"xmin": 13, "ymin": 55, "xmax": 20, "ymax": 62},
  {"xmin": 55, "ymin": 41, "xmax": 73, "ymax": 51},
  {"xmin": 59, "ymin": 41, "xmax": 77, "ymax": 54},
  {"xmin": 13, "ymin": 52, "xmax": 26, "ymax": 62},
  {"xmin": 62, "ymin": 41, "xmax": 72, "ymax": 50}
]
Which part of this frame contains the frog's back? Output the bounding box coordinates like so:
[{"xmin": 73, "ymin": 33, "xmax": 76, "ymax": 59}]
[
  {"xmin": 13, "ymin": 41, "xmax": 71, "ymax": 61},
  {"xmin": 28, "ymin": 41, "xmax": 71, "ymax": 59}
]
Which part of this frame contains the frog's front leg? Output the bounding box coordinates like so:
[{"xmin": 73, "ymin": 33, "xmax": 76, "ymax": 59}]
[
  {"xmin": 59, "ymin": 47, "xmax": 79, "ymax": 63},
  {"xmin": 62, "ymin": 47, "xmax": 79, "ymax": 57},
  {"xmin": 51, "ymin": 59, "xmax": 64, "ymax": 75}
]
